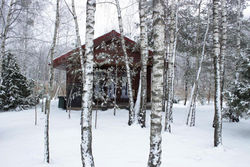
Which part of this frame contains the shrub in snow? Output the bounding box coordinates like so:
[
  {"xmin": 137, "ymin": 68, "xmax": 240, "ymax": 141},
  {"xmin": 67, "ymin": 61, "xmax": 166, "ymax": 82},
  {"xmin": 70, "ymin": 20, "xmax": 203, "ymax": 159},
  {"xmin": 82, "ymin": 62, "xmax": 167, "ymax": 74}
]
[{"xmin": 0, "ymin": 53, "xmax": 36, "ymax": 111}]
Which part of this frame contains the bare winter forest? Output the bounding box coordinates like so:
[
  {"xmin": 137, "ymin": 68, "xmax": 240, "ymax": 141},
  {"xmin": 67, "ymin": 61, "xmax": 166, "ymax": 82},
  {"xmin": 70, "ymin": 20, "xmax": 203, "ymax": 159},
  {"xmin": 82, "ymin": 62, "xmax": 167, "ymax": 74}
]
[{"xmin": 0, "ymin": 0, "xmax": 249, "ymax": 167}]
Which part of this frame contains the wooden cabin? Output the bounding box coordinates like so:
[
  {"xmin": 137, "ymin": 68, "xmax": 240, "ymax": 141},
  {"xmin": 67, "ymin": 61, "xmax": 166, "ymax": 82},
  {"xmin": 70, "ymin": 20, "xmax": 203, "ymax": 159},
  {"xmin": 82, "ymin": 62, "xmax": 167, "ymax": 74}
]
[{"xmin": 53, "ymin": 30, "xmax": 152, "ymax": 109}]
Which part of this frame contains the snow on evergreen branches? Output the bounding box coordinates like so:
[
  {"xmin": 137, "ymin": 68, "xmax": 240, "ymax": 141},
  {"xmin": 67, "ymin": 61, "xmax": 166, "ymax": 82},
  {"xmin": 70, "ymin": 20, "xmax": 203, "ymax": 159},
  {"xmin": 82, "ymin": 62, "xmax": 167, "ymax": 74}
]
[{"xmin": 0, "ymin": 53, "xmax": 36, "ymax": 111}]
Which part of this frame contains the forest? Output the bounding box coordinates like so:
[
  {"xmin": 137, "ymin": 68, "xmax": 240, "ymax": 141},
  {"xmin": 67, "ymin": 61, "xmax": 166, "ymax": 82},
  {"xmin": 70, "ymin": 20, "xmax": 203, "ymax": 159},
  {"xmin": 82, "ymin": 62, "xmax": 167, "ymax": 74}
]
[{"xmin": 0, "ymin": 0, "xmax": 249, "ymax": 167}]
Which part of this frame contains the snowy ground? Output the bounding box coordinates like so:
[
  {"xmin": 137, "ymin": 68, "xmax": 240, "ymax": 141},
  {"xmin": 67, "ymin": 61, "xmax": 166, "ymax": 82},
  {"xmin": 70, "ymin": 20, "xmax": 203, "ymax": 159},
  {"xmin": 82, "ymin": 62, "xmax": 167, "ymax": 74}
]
[{"xmin": 0, "ymin": 100, "xmax": 250, "ymax": 167}]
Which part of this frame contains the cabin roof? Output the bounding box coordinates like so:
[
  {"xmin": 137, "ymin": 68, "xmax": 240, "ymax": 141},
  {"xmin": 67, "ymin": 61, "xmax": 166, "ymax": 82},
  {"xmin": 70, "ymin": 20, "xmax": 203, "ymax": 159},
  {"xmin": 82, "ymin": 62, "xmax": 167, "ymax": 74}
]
[{"xmin": 53, "ymin": 30, "xmax": 147, "ymax": 70}]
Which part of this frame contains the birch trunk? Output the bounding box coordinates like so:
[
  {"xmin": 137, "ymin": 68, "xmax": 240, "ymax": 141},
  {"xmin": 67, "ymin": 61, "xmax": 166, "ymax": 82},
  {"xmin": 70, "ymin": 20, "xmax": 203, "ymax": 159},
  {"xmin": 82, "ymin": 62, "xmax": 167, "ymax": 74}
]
[
  {"xmin": 164, "ymin": 0, "xmax": 177, "ymax": 132},
  {"xmin": 186, "ymin": 13, "xmax": 210, "ymax": 126},
  {"xmin": 169, "ymin": 0, "xmax": 178, "ymax": 123},
  {"xmin": 0, "ymin": 0, "xmax": 14, "ymax": 84},
  {"xmin": 35, "ymin": 104, "xmax": 37, "ymax": 125},
  {"xmin": 115, "ymin": 0, "xmax": 135, "ymax": 126},
  {"xmin": 71, "ymin": 0, "xmax": 85, "ymax": 85},
  {"xmin": 66, "ymin": 0, "xmax": 86, "ymax": 119},
  {"xmin": 235, "ymin": 0, "xmax": 241, "ymax": 83},
  {"xmin": 183, "ymin": 53, "xmax": 190, "ymax": 106},
  {"xmin": 138, "ymin": 0, "xmax": 149, "ymax": 128},
  {"xmin": 134, "ymin": 75, "xmax": 141, "ymax": 120},
  {"xmin": 80, "ymin": 0, "xmax": 96, "ymax": 167},
  {"xmin": 113, "ymin": 62, "xmax": 118, "ymax": 116},
  {"xmin": 147, "ymin": 0, "xmax": 165, "ymax": 166},
  {"xmin": 220, "ymin": 0, "xmax": 227, "ymax": 109},
  {"xmin": 189, "ymin": 1, "xmax": 202, "ymax": 126},
  {"xmin": 212, "ymin": 0, "xmax": 222, "ymax": 147},
  {"xmin": 44, "ymin": 0, "xmax": 60, "ymax": 163}
]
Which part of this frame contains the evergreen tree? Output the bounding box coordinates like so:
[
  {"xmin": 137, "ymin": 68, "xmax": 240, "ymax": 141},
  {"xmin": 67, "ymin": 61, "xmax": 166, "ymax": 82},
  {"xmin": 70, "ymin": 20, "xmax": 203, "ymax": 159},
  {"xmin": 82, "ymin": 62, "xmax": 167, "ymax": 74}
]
[
  {"xmin": 0, "ymin": 53, "xmax": 33, "ymax": 110},
  {"xmin": 224, "ymin": 54, "xmax": 250, "ymax": 121}
]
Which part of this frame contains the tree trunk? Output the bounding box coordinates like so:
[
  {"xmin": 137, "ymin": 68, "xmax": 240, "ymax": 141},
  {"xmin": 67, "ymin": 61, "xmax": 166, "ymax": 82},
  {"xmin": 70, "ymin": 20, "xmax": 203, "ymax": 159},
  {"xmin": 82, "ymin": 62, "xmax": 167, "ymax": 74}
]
[
  {"xmin": 220, "ymin": 0, "xmax": 227, "ymax": 110},
  {"xmin": 186, "ymin": 13, "xmax": 210, "ymax": 126},
  {"xmin": 147, "ymin": 0, "xmax": 165, "ymax": 166},
  {"xmin": 41, "ymin": 97, "xmax": 44, "ymax": 113},
  {"xmin": 115, "ymin": 0, "xmax": 135, "ymax": 126},
  {"xmin": 183, "ymin": 53, "xmax": 189, "ymax": 106},
  {"xmin": 138, "ymin": 0, "xmax": 149, "ymax": 128},
  {"xmin": 80, "ymin": 1, "xmax": 96, "ymax": 167},
  {"xmin": 113, "ymin": 62, "xmax": 118, "ymax": 116},
  {"xmin": 65, "ymin": 0, "xmax": 86, "ymax": 119},
  {"xmin": 71, "ymin": 0, "xmax": 85, "ymax": 86},
  {"xmin": 212, "ymin": 0, "xmax": 222, "ymax": 147},
  {"xmin": 169, "ymin": 0, "xmax": 179, "ymax": 123},
  {"xmin": 164, "ymin": 0, "xmax": 177, "ymax": 132},
  {"xmin": 235, "ymin": 0, "xmax": 241, "ymax": 83},
  {"xmin": 44, "ymin": 0, "xmax": 60, "ymax": 163},
  {"xmin": 0, "ymin": 0, "xmax": 14, "ymax": 84},
  {"xmin": 35, "ymin": 104, "xmax": 37, "ymax": 125},
  {"xmin": 134, "ymin": 75, "xmax": 141, "ymax": 120}
]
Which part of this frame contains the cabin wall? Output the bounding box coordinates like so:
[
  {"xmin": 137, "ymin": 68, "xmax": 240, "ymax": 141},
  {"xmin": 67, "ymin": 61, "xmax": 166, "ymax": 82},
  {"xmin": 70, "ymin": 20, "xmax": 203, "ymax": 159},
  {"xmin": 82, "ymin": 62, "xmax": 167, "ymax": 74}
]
[{"xmin": 65, "ymin": 65, "xmax": 152, "ymax": 109}]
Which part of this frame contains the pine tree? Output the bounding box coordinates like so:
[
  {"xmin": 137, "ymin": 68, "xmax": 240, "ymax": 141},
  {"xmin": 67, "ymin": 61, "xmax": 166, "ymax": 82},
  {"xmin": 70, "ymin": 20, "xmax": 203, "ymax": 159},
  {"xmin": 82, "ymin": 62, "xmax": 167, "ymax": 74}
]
[{"xmin": 0, "ymin": 53, "xmax": 33, "ymax": 110}]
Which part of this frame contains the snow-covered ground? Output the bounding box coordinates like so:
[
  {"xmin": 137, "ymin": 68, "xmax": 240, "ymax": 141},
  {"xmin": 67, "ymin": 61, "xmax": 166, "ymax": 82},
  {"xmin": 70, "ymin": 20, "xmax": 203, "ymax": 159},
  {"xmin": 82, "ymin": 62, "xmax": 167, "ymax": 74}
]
[{"xmin": 0, "ymin": 100, "xmax": 249, "ymax": 167}]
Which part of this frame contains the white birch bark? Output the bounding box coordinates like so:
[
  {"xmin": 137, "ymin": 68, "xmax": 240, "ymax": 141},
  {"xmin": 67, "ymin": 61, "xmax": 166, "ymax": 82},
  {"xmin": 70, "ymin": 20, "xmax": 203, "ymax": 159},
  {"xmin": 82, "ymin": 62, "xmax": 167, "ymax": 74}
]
[
  {"xmin": 138, "ymin": 0, "xmax": 149, "ymax": 128},
  {"xmin": 169, "ymin": 0, "xmax": 179, "ymax": 123},
  {"xmin": 80, "ymin": 0, "xmax": 96, "ymax": 167},
  {"xmin": 44, "ymin": 0, "xmax": 60, "ymax": 163},
  {"xmin": 235, "ymin": 0, "xmax": 241, "ymax": 83},
  {"xmin": 183, "ymin": 53, "xmax": 190, "ymax": 106},
  {"xmin": 71, "ymin": 0, "xmax": 85, "ymax": 85},
  {"xmin": 212, "ymin": 0, "xmax": 222, "ymax": 147},
  {"xmin": 220, "ymin": 0, "xmax": 227, "ymax": 109},
  {"xmin": 134, "ymin": 75, "xmax": 141, "ymax": 120},
  {"xmin": 0, "ymin": 0, "xmax": 15, "ymax": 84},
  {"xmin": 114, "ymin": 0, "xmax": 135, "ymax": 125},
  {"xmin": 64, "ymin": 0, "xmax": 86, "ymax": 119},
  {"xmin": 147, "ymin": 0, "xmax": 165, "ymax": 166},
  {"xmin": 113, "ymin": 62, "xmax": 118, "ymax": 116},
  {"xmin": 186, "ymin": 12, "xmax": 210, "ymax": 126},
  {"xmin": 164, "ymin": 0, "xmax": 177, "ymax": 132}
]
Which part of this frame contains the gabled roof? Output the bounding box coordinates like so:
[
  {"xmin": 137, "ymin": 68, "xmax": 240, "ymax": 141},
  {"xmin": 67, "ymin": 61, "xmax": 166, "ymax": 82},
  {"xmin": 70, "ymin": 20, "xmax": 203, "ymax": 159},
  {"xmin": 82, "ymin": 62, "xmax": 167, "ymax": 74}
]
[{"xmin": 53, "ymin": 30, "xmax": 138, "ymax": 70}]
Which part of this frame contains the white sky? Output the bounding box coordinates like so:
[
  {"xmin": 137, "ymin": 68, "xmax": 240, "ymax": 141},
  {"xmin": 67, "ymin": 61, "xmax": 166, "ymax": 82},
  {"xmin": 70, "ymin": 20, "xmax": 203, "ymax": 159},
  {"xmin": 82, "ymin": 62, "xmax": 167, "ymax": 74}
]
[
  {"xmin": 38, "ymin": 0, "xmax": 250, "ymax": 57},
  {"xmin": 63, "ymin": 0, "xmax": 139, "ymax": 42}
]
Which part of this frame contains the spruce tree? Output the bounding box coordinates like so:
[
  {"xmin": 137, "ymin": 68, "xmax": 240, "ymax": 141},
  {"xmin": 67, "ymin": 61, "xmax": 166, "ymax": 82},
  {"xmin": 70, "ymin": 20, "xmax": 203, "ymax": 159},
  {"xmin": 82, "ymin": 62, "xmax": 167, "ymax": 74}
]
[
  {"xmin": 225, "ymin": 54, "xmax": 250, "ymax": 121},
  {"xmin": 0, "ymin": 53, "xmax": 33, "ymax": 110}
]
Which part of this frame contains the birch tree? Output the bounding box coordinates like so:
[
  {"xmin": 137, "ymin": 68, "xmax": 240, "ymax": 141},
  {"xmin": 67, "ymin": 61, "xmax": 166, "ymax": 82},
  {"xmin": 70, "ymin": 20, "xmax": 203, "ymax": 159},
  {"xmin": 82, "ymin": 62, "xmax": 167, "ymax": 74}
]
[
  {"xmin": 44, "ymin": 0, "xmax": 60, "ymax": 163},
  {"xmin": 212, "ymin": 0, "xmax": 222, "ymax": 147},
  {"xmin": 186, "ymin": 0, "xmax": 202, "ymax": 126},
  {"xmin": 0, "ymin": 0, "xmax": 15, "ymax": 84},
  {"xmin": 186, "ymin": 11, "xmax": 210, "ymax": 127},
  {"xmin": 148, "ymin": 0, "xmax": 165, "ymax": 166},
  {"xmin": 164, "ymin": 0, "xmax": 178, "ymax": 132},
  {"xmin": 114, "ymin": 0, "xmax": 135, "ymax": 125},
  {"xmin": 235, "ymin": 0, "xmax": 241, "ymax": 83},
  {"xmin": 138, "ymin": 0, "xmax": 149, "ymax": 128},
  {"xmin": 80, "ymin": 0, "xmax": 96, "ymax": 166},
  {"xmin": 220, "ymin": 0, "xmax": 227, "ymax": 109},
  {"xmin": 183, "ymin": 52, "xmax": 190, "ymax": 106},
  {"xmin": 63, "ymin": 0, "xmax": 86, "ymax": 118}
]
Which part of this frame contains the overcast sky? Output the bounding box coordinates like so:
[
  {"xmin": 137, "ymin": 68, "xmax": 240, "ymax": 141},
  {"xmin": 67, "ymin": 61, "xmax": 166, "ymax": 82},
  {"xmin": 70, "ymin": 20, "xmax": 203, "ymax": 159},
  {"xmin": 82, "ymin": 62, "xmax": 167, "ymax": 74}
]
[{"xmin": 39, "ymin": 0, "xmax": 250, "ymax": 58}]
